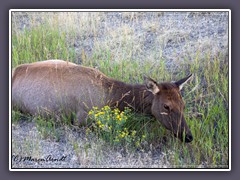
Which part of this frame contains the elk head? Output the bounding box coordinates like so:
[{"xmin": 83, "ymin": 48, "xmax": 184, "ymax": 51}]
[{"xmin": 145, "ymin": 74, "xmax": 193, "ymax": 143}]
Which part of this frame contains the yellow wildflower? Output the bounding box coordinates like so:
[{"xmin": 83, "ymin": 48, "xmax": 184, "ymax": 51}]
[
  {"xmin": 116, "ymin": 115, "xmax": 122, "ymax": 121},
  {"xmin": 88, "ymin": 111, "xmax": 93, "ymax": 115},
  {"xmin": 104, "ymin": 106, "xmax": 110, "ymax": 111},
  {"xmin": 114, "ymin": 108, "xmax": 120, "ymax": 114},
  {"xmin": 95, "ymin": 113, "xmax": 99, "ymax": 117},
  {"xmin": 135, "ymin": 141, "xmax": 140, "ymax": 147},
  {"xmin": 131, "ymin": 130, "xmax": 136, "ymax": 136}
]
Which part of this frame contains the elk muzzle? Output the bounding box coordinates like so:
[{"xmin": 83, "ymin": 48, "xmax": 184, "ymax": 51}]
[{"xmin": 171, "ymin": 114, "xmax": 193, "ymax": 143}]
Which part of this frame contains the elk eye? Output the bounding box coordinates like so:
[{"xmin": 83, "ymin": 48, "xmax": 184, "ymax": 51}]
[{"xmin": 163, "ymin": 104, "xmax": 170, "ymax": 111}]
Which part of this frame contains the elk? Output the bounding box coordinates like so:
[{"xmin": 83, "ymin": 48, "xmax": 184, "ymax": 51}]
[{"xmin": 12, "ymin": 60, "xmax": 193, "ymax": 142}]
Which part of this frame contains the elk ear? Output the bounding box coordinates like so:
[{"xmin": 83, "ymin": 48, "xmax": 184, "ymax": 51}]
[
  {"xmin": 175, "ymin": 74, "xmax": 193, "ymax": 90},
  {"xmin": 144, "ymin": 76, "xmax": 160, "ymax": 94}
]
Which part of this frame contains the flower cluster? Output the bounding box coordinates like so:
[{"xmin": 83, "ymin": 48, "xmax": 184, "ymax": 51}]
[{"xmin": 87, "ymin": 106, "xmax": 146, "ymax": 147}]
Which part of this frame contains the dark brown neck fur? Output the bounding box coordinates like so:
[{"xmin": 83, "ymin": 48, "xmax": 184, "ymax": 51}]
[{"xmin": 106, "ymin": 79, "xmax": 154, "ymax": 115}]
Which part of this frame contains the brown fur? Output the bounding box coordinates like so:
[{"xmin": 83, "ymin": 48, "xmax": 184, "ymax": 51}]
[{"xmin": 12, "ymin": 60, "xmax": 193, "ymax": 142}]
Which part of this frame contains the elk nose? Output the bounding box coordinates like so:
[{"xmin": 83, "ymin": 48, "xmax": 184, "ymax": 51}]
[{"xmin": 185, "ymin": 134, "xmax": 193, "ymax": 143}]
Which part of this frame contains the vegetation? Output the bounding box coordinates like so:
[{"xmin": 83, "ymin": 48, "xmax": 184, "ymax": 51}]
[
  {"xmin": 87, "ymin": 106, "xmax": 149, "ymax": 148},
  {"xmin": 11, "ymin": 12, "xmax": 229, "ymax": 168}
]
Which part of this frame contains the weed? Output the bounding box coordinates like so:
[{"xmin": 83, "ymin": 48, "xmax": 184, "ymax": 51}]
[
  {"xmin": 87, "ymin": 106, "xmax": 147, "ymax": 148},
  {"xmin": 35, "ymin": 116, "xmax": 61, "ymax": 141}
]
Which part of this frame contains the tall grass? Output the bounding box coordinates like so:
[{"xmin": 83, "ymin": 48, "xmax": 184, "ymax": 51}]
[
  {"xmin": 12, "ymin": 22, "xmax": 76, "ymax": 67},
  {"xmin": 11, "ymin": 12, "xmax": 229, "ymax": 168}
]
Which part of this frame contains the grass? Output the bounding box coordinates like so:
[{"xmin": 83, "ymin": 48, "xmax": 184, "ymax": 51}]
[
  {"xmin": 12, "ymin": 21, "xmax": 76, "ymax": 67},
  {"xmin": 11, "ymin": 11, "xmax": 229, "ymax": 168}
]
